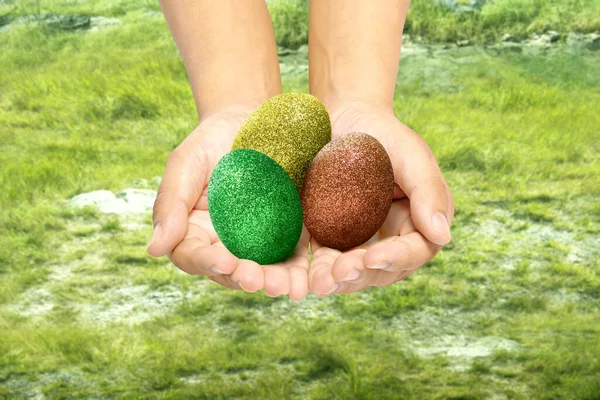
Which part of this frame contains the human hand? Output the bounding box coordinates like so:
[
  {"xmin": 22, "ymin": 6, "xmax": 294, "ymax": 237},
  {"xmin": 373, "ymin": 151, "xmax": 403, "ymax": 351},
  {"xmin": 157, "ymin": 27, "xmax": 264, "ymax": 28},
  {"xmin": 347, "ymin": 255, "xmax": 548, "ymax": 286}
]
[
  {"xmin": 309, "ymin": 103, "xmax": 454, "ymax": 295},
  {"xmin": 147, "ymin": 108, "xmax": 311, "ymax": 301}
]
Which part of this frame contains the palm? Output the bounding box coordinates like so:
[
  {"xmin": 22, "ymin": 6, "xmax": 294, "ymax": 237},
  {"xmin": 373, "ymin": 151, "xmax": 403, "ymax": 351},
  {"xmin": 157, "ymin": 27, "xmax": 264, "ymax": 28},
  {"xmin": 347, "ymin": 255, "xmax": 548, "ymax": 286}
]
[{"xmin": 166, "ymin": 111, "xmax": 311, "ymax": 300}]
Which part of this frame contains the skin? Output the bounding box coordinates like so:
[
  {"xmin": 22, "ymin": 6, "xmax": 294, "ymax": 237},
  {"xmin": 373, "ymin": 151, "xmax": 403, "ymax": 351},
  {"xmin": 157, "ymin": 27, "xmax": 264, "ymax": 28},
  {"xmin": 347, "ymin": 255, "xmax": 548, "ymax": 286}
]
[
  {"xmin": 308, "ymin": 0, "xmax": 455, "ymax": 295},
  {"xmin": 149, "ymin": 0, "xmax": 454, "ymax": 299},
  {"xmin": 149, "ymin": 0, "xmax": 310, "ymax": 301}
]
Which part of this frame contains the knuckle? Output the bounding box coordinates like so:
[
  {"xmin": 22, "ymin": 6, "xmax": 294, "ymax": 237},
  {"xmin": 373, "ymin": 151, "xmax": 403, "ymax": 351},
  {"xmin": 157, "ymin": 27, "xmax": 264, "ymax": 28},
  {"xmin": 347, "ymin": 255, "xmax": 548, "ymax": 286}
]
[
  {"xmin": 371, "ymin": 273, "xmax": 397, "ymax": 287},
  {"xmin": 406, "ymin": 250, "xmax": 419, "ymax": 269},
  {"xmin": 395, "ymin": 269, "xmax": 415, "ymax": 283},
  {"xmin": 397, "ymin": 240, "xmax": 418, "ymax": 268},
  {"xmin": 168, "ymin": 242, "xmax": 197, "ymax": 276},
  {"xmin": 428, "ymin": 247, "xmax": 440, "ymax": 262},
  {"xmin": 167, "ymin": 250, "xmax": 187, "ymax": 274}
]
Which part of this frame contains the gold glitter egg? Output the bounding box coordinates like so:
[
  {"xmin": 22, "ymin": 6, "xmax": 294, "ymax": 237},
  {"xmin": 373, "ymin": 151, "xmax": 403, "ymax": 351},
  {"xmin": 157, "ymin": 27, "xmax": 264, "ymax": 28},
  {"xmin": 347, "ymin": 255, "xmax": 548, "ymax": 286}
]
[
  {"xmin": 301, "ymin": 133, "xmax": 394, "ymax": 250},
  {"xmin": 232, "ymin": 93, "xmax": 331, "ymax": 190}
]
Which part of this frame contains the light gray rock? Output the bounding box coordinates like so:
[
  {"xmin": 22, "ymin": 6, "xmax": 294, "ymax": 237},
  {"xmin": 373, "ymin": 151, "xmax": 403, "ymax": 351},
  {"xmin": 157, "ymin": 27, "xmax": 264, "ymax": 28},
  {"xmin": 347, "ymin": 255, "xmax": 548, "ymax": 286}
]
[
  {"xmin": 115, "ymin": 189, "xmax": 156, "ymax": 212},
  {"xmin": 0, "ymin": 13, "xmax": 91, "ymax": 32},
  {"xmin": 500, "ymin": 42, "xmax": 523, "ymax": 53},
  {"xmin": 547, "ymin": 30, "xmax": 561, "ymax": 43},
  {"xmin": 279, "ymin": 63, "xmax": 308, "ymax": 75},
  {"xmin": 565, "ymin": 31, "xmax": 599, "ymax": 50},
  {"xmin": 399, "ymin": 43, "xmax": 429, "ymax": 57},
  {"xmin": 1, "ymin": 14, "xmax": 120, "ymax": 33},
  {"xmin": 567, "ymin": 32, "xmax": 583, "ymax": 45},
  {"xmin": 502, "ymin": 33, "xmax": 519, "ymax": 43},
  {"xmin": 413, "ymin": 335, "xmax": 520, "ymax": 360},
  {"xmin": 68, "ymin": 190, "xmax": 117, "ymax": 208},
  {"xmin": 528, "ymin": 31, "xmax": 561, "ymax": 46},
  {"xmin": 439, "ymin": 0, "xmax": 487, "ymax": 13},
  {"xmin": 131, "ymin": 178, "xmax": 149, "ymax": 188},
  {"xmin": 151, "ymin": 176, "xmax": 162, "ymax": 187},
  {"xmin": 68, "ymin": 189, "xmax": 156, "ymax": 214},
  {"xmin": 583, "ymin": 32, "xmax": 600, "ymax": 50},
  {"xmin": 46, "ymin": 14, "xmax": 90, "ymax": 30},
  {"xmin": 529, "ymin": 33, "xmax": 552, "ymax": 47},
  {"xmin": 89, "ymin": 16, "xmax": 121, "ymax": 31},
  {"xmin": 296, "ymin": 44, "xmax": 309, "ymax": 54},
  {"xmin": 143, "ymin": 10, "xmax": 163, "ymax": 18},
  {"xmin": 277, "ymin": 46, "xmax": 295, "ymax": 56}
]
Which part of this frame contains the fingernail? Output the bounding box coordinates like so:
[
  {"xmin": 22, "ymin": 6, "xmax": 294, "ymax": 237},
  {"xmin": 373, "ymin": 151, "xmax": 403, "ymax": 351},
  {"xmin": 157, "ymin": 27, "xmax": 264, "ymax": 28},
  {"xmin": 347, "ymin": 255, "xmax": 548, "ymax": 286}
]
[
  {"xmin": 148, "ymin": 223, "xmax": 162, "ymax": 246},
  {"xmin": 367, "ymin": 261, "xmax": 391, "ymax": 270},
  {"xmin": 323, "ymin": 282, "xmax": 339, "ymax": 296},
  {"xmin": 431, "ymin": 212, "xmax": 451, "ymax": 244},
  {"xmin": 341, "ymin": 268, "xmax": 361, "ymax": 282},
  {"xmin": 209, "ymin": 265, "xmax": 226, "ymax": 275},
  {"xmin": 232, "ymin": 279, "xmax": 246, "ymax": 291}
]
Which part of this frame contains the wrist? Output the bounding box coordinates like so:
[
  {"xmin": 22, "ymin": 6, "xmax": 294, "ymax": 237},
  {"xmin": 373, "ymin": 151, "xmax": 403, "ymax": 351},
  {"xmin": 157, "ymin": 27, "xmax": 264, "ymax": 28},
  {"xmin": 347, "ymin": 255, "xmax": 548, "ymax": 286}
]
[
  {"xmin": 310, "ymin": 72, "xmax": 394, "ymax": 118},
  {"xmin": 194, "ymin": 71, "xmax": 281, "ymax": 121},
  {"xmin": 199, "ymin": 105, "xmax": 255, "ymax": 121},
  {"xmin": 196, "ymin": 91, "xmax": 274, "ymax": 122},
  {"xmin": 325, "ymin": 101, "xmax": 395, "ymax": 128},
  {"xmin": 309, "ymin": 64, "xmax": 395, "ymax": 120}
]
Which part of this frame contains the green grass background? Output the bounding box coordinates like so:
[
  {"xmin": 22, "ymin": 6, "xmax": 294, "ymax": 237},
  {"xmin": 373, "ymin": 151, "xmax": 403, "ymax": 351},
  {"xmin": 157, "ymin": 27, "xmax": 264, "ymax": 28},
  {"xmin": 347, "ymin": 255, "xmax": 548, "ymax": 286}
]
[{"xmin": 0, "ymin": 0, "xmax": 599, "ymax": 398}]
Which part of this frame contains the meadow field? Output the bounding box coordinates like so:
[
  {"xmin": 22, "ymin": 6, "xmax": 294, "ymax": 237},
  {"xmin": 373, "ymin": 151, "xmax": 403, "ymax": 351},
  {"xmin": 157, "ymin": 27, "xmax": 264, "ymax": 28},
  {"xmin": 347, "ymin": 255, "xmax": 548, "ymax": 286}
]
[{"xmin": 1, "ymin": 0, "xmax": 599, "ymax": 398}]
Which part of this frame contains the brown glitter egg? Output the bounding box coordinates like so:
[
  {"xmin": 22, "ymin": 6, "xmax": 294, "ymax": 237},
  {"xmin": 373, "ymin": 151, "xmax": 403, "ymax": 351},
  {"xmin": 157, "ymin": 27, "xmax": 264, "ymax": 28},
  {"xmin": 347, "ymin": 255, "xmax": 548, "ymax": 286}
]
[{"xmin": 301, "ymin": 133, "xmax": 394, "ymax": 250}]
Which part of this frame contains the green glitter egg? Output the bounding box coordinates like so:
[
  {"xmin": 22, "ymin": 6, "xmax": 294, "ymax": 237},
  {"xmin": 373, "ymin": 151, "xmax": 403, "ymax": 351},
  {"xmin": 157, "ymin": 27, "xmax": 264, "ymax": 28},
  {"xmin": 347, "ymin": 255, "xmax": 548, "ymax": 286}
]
[
  {"xmin": 232, "ymin": 93, "xmax": 331, "ymax": 190},
  {"xmin": 208, "ymin": 149, "xmax": 303, "ymax": 265}
]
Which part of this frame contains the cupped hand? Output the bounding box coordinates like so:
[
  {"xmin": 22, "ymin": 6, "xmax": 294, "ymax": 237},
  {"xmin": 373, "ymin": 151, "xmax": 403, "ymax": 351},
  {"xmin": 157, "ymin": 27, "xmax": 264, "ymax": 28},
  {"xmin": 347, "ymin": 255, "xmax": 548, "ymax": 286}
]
[
  {"xmin": 309, "ymin": 103, "xmax": 454, "ymax": 296},
  {"xmin": 147, "ymin": 108, "xmax": 311, "ymax": 301}
]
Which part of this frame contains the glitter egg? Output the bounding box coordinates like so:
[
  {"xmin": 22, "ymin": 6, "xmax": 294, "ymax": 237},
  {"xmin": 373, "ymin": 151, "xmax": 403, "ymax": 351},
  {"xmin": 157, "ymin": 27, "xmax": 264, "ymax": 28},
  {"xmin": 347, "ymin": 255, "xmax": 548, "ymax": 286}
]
[
  {"xmin": 301, "ymin": 133, "xmax": 394, "ymax": 250},
  {"xmin": 208, "ymin": 149, "xmax": 303, "ymax": 265},
  {"xmin": 232, "ymin": 93, "xmax": 331, "ymax": 190}
]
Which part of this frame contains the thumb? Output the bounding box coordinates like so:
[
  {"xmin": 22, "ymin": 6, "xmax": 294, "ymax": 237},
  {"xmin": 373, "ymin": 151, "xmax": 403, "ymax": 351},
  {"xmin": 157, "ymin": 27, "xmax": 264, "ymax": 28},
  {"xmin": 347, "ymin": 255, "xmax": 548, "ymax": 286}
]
[
  {"xmin": 147, "ymin": 144, "xmax": 208, "ymax": 257},
  {"xmin": 393, "ymin": 135, "xmax": 454, "ymax": 246},
  {"xmin": 408, "ymin": 176, "xmax": 453, "ymax": 246}
]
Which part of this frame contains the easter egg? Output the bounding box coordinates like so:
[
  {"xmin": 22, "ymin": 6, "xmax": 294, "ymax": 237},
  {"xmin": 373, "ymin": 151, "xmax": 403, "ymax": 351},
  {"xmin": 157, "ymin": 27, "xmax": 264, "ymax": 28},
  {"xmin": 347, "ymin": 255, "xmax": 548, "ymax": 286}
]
[
  {"xmin": 208, "ymin": 149, "xmax": 303, "ymax": 265},
  {"xmin": 232, "ymin": 93, "xmax": 331, "ymax": 190},
  {"xmin": 301, "ymin": 133, "xmax": 394, "ymax": 250}
]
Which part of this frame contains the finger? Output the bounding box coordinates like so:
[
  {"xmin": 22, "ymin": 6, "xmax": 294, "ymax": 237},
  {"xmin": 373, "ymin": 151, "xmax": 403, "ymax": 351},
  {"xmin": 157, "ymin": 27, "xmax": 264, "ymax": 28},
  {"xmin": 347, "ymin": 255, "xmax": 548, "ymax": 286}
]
[
  {"xmin": 364, "ymin": 231, "xmax": 441, "ymax": 273},
  {"xmin": 393, "ymin": 183, "xmax": 406, "ymax": 199},
  {"xmin": 285, "ymin": 227, "xmax": 310, "ymax": 301},
  {"xmin": 257, "ymin": 226, "xmax": 310, "ymax": 299},
  {"xmin": 209, "ymin": 275, "xmax": 240, "ymax": 290},
  {"xmin": 333, "ymin": 205, "xmax": 418, "ymax": 292},
  {"xmin": 378, "ymin": 199, "xmax": 412, "ymax": 239},
  {"xmin": 230, "ymin": 259, "xmax": 264, "ymax": 293},
  {"xmin": 309, "ymin": 246, "xmax": 341, "ymax": 296},
  {"xmin": 284, "ymin": 226, "xmax": 311, "ymax": 270},
  {"xmin": 148, "ymin": 135, "xmax": 208, "ymax": 257},
  {"xmin": 369, "ymin": 268, "xmax": 416, "ymax": 287},
  {"xmin": 168, "ymin": 215, "xmax": 238, "ymax": 276},
  {"xmin": 288, "ymin": 266, "xmax": 309, "ymax": 301},
  {"xmin": 263, "ymin": 266, "xmax": 291, "ymax": 297},
  {"xmin": 331, "ymin": 249, "xmax": 368, "ymax": 284},
  {"xmin": 391, "ymin": 130, "xmax": 453, "ymax": 246},
  {"xmin": 331, "ymin": 249, "xmax": 377, "ymax": 294},
  {"xmin": 169, "ymin": 238, "xmax": 238, "ymax": 276}
]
